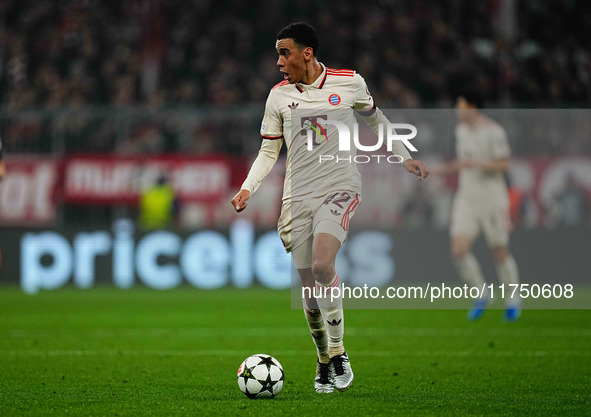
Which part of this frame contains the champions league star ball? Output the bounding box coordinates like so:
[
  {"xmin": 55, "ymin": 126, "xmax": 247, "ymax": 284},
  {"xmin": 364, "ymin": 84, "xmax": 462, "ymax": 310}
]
[{"xmin": 237, "ymin": 354, "xmax": 284, "ymax": 399}]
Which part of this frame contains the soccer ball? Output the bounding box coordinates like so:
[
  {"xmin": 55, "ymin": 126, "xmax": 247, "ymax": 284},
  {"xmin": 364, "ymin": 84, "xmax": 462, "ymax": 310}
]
[{"xmin": 237, "ymin": 354, "xmax": 284, "ymax": 399}]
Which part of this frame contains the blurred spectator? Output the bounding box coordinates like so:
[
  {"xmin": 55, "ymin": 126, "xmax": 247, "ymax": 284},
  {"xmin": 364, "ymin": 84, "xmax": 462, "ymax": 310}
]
[
  {"xmin": 402, "ymin": 186, "xmax": 434, "ymax": 229},
  {"xmin": 556, "ymin": 175, "xmax": 589, "ymax": 227},
  {"xmin": 117, "ymin": 123, "xmax": 165, "ymax": 155},
  {"xmin": 0, "ymin": 0, "xmax": 589, "ymax": 155},
  {"xmin": 138, "ymin": 174, "xmax": 179, "ymax": 230}
]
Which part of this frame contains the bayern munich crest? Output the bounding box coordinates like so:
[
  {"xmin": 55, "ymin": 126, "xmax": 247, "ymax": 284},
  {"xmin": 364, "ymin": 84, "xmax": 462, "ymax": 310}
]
[{"xmin": 328, "ymin": 94, "xmax": 341, "ymax": 105}]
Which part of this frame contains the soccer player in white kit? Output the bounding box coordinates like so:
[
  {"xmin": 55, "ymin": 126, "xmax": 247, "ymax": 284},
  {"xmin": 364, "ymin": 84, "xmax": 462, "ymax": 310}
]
[
  {"xmin": 434, "ymin": 90, "xmax": 521, "ymax": 321},
  {"xmin": 231, "ymin": 23, "xmax": 429, "ymax": 393}
]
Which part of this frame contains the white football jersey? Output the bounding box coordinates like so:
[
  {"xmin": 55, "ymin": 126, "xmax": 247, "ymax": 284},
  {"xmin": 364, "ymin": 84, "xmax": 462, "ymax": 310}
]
[
  {"xmin": 259, "ymin": 63, "xmax": 375, "ymax": 201},
  {"xmin": 455, "ymin": 116, "xmax": 510, "ymax": 205}
]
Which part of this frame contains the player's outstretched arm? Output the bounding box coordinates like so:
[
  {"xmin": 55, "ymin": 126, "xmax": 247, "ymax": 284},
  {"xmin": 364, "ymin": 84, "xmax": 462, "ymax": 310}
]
[
  {"xmin": 461, "ymin": 157, "xmax": 509, "ymax": 172},
  {"xmin": 432, "ymin": 160, "xmax": 461, "ymax": 176},
  {"xmin": 403, "ymin": 159, "xmax": 429, "ymax": 180},
  {"xmin": 231, "ymin": 138, "xmax": 282, "ymax": 213}
]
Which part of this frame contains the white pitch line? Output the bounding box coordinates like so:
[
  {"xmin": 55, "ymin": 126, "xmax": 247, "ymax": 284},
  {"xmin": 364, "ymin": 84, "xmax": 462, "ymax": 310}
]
[
  {"xmin": 6, "ymin": 327, "xmax": 591, "ymax": 338},
  {"xmin": 1, "ymin": 349, "xmax": 589, "ymax": 358}
]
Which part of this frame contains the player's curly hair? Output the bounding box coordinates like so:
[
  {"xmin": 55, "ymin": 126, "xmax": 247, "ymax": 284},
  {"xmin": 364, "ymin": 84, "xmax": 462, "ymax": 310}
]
[{"xmin": 277, "ymin": 22, "xmax": 320, "ymax": 56}]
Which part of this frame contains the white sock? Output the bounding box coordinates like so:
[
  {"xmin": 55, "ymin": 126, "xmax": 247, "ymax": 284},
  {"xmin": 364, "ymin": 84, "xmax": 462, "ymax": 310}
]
[
  {"xmin": 315, "ymin": 274, "xmax": 345, "ymax": 357},
  {"xmin": 496, "ymin": 255, "xmax": 521, "ymax": 308},
  {"xmin": 454, "ymin": 253, "xmax": 490, "ymax": 299},
  {"xmin": 303, "ymin": 298, "xmax": 329, "ymax": 363}
]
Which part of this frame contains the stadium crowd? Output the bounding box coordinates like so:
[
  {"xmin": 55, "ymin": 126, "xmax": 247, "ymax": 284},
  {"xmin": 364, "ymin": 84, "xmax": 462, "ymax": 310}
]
[{"xmin": 0, "ymin": 0, "xmax": 590, "ymax": 155}]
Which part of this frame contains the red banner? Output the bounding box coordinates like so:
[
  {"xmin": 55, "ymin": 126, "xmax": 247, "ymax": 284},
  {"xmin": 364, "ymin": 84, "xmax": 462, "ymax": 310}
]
[
  {"xmin": 63, "ymin": 154, "xmax": 231, "ymax": 204},
  {"xmin": 0, "ymin": 154, "xmax": 588, "ymax": 228},
  {"xmin": 0, "ymin": 157, "xmax": 59, "ymax": 225}
]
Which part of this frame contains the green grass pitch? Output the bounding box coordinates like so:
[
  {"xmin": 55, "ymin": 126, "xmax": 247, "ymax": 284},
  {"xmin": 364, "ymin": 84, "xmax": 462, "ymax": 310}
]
[{"xmin": 0, "ymin": 286, "xmax": 589, "ymax": 416}]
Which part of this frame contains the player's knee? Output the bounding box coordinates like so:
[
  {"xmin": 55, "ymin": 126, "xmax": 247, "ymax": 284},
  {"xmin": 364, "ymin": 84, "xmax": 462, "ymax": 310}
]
[
  {"xmin": 311, "ymin": 259, "xmax": 335, "ymax": 284},
  {"xmin": 451, "ymin": 245, "xmax": 468, "ymax": 261},
  {"xmin": 451, "ymin": 237, "xmax": 471, "ymax": 261},
  {"xmin": 491, "ymin": 246, "xmax": 509, "ymax": 263}
]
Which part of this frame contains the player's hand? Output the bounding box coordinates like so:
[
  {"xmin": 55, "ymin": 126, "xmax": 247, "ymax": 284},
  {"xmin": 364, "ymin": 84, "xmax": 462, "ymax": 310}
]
[
  {"xmin": 231, "ymin": 189, "xmax": 251, "ymax": 213},
  {"xmin": 403, "ymin": 159, "xmax": 429, "ymax": 181}
]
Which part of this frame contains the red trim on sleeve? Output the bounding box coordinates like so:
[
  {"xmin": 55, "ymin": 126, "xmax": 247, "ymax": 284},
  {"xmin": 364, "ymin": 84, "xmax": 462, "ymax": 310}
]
[
  {"xmin": 272, "ymin": 80, "xmax": 289, "ymax": 90},
  {"xmin": 327, "ymin": 67, "xmax": 354, "ymax": 72},
  {"xmin": 326, "ymin": 68, "xmax": 355, "ymax": 77},
  {"xmin": 261, "ymin": 135, "xmax": 283, "ymax": 140}
]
